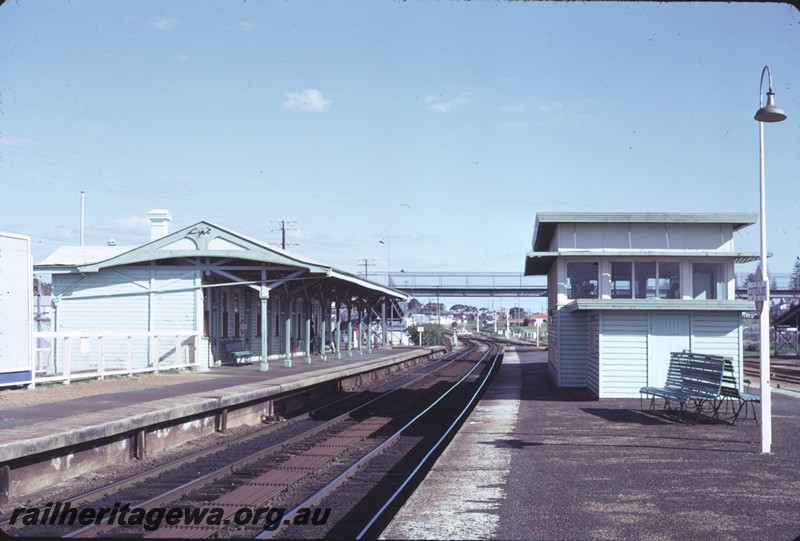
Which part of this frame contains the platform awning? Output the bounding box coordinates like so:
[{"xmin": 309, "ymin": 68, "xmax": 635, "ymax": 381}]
[
  {"xmin": 524, "ymin": 253, "xmax": 558, "ymax": 275},
  {"xmin": 561, "ymin": 299, "xmax": 755, "ymax": 313}
]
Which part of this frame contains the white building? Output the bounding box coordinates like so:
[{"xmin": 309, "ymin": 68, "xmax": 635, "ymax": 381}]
[
  {"xmin": 524, "ymin": 212, "xmax": 758, "ymax": 398},
  {"xmin": 33, "ymin": 212, "xmax": 407, "ymax": 379}
]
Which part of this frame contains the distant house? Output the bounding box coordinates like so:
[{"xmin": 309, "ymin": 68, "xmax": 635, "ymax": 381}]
[
  {"xmin": 34, "ymin": 211, "xmax": 407, "ymax": 376},
  {"xmin": 524, "ymin": 212, "xmax": 758, "ymax": 398}
]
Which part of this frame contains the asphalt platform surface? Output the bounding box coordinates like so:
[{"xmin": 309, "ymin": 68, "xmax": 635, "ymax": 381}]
[
  {"xmin": 0, "ymin": 347, "xmax": 429, "ymax": 430},
  {"xmin": 384, "ymin": 347, "xmax": 800, "ymax": 541}
]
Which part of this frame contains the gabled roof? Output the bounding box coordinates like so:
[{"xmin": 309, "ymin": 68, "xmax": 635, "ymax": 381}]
[
  {"xmin": 37, "ymin": 245, "xmax": 138, "ymax": 267},
  {"xmin": 34, "ymin": 221, "xmax": 407, "ymax": 300},
  {"xmin": 36, "ymin": 221, "xmax": 331, "ymax": 274}
]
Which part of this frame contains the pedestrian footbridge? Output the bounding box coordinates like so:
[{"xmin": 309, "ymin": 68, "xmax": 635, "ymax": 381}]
[
  {"xmin": 368, "ymin": 271, "xmax": 800, "ymax": 300},
  {"xmin": 370, "ymin": 272, "xmax": 547, "ymax": 297}
]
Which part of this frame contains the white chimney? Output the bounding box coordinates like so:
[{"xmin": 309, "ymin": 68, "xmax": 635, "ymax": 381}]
[{"xmin": 147, "ymin": 209, "xmax": 173, "ymax": 241}]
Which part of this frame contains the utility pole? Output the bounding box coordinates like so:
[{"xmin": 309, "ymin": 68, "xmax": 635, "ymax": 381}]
[
  {"xmin": 270, "ymin": 220, "xmax": 298, "ymax": 250},
  {"xmin": 357, "ymin": 258, "xmax": 376, "ymax": 278},
  {"xmin": 80, "ymin": 191, "xmax": 85, "ymax": 246}
]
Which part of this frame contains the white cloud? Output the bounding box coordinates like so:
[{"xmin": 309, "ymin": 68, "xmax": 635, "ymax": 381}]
[
  {"xmin": 150, "ymin": 18, "xmax": 177, "ymax": 31},
  {"xmin": 499, "ymin": 100, "xmax": 530, "ymax": 114},
  {"xmin": 225, "ymin": 20, "xmax": 256, "ymax": 31},
  {"xmin": 424, "ymin": 92, "xmax": 473, "ymax": 113},
  {"xmin": 535, "ymin": 100, "xmax": 565, "ymax": 113},
  {"xmin": 0, "ymin": 135, "xmax": 38, "ymax": 148},
  {"xmin": 534, "ymin": 100, "xmax": 595, "ymax": 127},
  {"xmin": 176, "ymin": 54, "xmax": 189, "ymax": 63},
  {"xmin": 282, "ymin": 89, "xmax": 332, "ymax": 113},
  {"xmin": 503, "ymin": 120, "xmax": 526, "ymax": 130}
]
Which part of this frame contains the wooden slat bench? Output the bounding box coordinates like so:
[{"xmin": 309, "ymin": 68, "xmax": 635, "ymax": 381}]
[
  {"xmin": 713, "ymin": 358, "xmax": 760, "ymax": 425},
  {"xmin": 223, "ymin": 340, "xmax": 252, "ymax": 365},
  {"xmin": 640, "ymin": 351, "xmax": 727, "ymax": 422}
]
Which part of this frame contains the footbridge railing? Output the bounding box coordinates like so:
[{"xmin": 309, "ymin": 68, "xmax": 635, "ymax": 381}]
[{"xmin": 368, "ymin": 272, "xmax": 548, "ymax": 297}]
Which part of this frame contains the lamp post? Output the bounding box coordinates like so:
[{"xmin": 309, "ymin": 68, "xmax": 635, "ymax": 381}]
[{"xmin": 754, "ymin": 65, "xmax": 787, "ymax": 454}]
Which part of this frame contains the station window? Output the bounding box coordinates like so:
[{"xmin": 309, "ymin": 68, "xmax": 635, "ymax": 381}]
[
  {"xmin": 234, "ymin": 293, "xmax": 241, "ymax": 338},
  {"xmin": 222, "ymin": 291, "xmax": 229, "ymax": 338},
  {"xmin": 693, "ymin": 262, "xmax": 725, "ymax": 299},
  {"xmin": 659, "ymin": 262, "xmax": 680, "ymax": 299},
  {"xmin": 614, "ymin": 261, "xmax": 680, "ymax": 299},
  {"xmin": 611, "ymin": 262, "xmax": 632, "ymax": 299},
  {"xmin": 634, "ymin": 262, "xmax": 657, "ymax": 298},
  {"xmin": 567, "ymin": 262, "xmax": 599, "ymax": 299}
]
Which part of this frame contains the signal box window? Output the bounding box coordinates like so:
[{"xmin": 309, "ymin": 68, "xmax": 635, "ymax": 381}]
[
  {"xmin": 611, "ymin": 262, "xmax": 632, "ymax": 299},
  {"xmin": 567, "ymin": 262, "xmax": 599, "ymax": 299},
  {"xmin": 693, "ymin": 263, "xmax": 725, "ymax": 299}
]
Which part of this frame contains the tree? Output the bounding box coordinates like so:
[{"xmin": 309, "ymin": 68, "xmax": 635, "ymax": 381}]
[
  {"xmin": 407, "ymin": 298, "xmax": 422, "ymax": 314},
  {"xmin": 406, "ymin": 324, "xmax": 448, "ymax": 346},
  {"xmin": 509, "ymin": 307, "xmax": 527, "ymax": 319},
  {"xmin": 33, "ymin": 277, "xmax": 52, "ymax": 295},
  {"xmin": 790, "ymin": 260, "xmax": 800, "ymax": 291},
  {"xmin": 421, "ymin": 302, "xmax": 445, "ymax": 315}
]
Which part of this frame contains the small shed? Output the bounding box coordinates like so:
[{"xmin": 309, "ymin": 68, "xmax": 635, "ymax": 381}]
[
  {"xmin": 524, "ymin": 212, "xmax": 758, "ymax": 398},
  {"xmin": 34, "ymin": 213, "xmax": 407, "ymax": 378}
]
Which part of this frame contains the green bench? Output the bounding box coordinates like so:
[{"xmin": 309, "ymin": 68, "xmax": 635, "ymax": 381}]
[
  {"xmin": 713, "ymin": 358, "xmax": 760, "ymax": 425},
  {"xmin": 223, "ymin": 340, "xmax": 252, "ymax": 365},
  {"xmin": 639, "ymin": 351, "xmax": 726, "ymax": 422}
]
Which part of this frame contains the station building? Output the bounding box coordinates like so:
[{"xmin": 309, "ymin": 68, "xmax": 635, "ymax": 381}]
[
  {"xmin": 524, "ymin": 212, "xmax": 758, "ymax": 398},
  {"xmin": 33, "ymin": 210, "xmax": 407, "ymax": 379}
]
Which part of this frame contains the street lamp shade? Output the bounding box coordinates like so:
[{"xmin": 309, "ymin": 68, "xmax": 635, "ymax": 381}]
[{"xmin": 755, "ymin": 91, "xmax": 787, "ymax": 123}]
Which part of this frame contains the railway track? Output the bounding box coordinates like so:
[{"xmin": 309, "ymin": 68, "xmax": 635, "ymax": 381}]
[
  {"xmin": 743, "ymin": 356, "xmax": 800, "ymax": 386},
  {"xmin": 4, "ymin": 338, "xmax": 501, "ymax": 539},
  {"xmin": 269, "ymin": 338, "xmax": 502, "ymax": 540}
]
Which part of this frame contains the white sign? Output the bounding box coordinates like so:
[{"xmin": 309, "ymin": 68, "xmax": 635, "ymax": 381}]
[
  {"xmin": 416, "ymin": 326, "xmax": 425, "ymax": 332},
  {"xmin": 747, "ymin": 280, "xmax": 768, "ymax": 302}
]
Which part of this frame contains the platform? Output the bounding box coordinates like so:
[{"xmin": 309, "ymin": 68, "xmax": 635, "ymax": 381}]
[
  {"xmin": 0, "ymin": 346, "xmax": 443, "ymax": 505},
  {"xmin": 383, "ymin": 347, "xmax": 800, "ymax": 540}
]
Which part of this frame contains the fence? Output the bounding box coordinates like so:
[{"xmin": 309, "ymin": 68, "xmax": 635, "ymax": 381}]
[{"xmin": 31, "ymin": 331, "xmax": 204, "ymax": 387}]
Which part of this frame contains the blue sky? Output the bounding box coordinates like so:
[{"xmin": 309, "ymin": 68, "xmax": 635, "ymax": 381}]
[{"xmin": 2, "ymin": 1, "xmax": 799, "ymax": 311}]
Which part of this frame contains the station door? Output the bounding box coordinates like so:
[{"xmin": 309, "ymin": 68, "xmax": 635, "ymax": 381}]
[{"xmin": 648, "ymin": 314, "xmax": 690, "ymax": 387}]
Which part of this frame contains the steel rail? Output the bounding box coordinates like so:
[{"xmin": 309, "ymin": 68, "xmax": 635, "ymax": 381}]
[
  {"xmin": 743, "ymin": 358, "xmax": 800, "ymax": 386},
  {"xmin": 54, "ymin": 348, "xmax": 471, "ymax": 538},
  {"xmin": 356, "ymin": 339, "xmax": 502, "ymax": 539},
  {"xmin": 255, "ymin": 338, "xmax": 496, "ymax": 540}
]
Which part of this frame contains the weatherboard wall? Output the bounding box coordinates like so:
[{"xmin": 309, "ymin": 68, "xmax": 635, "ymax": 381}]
[
  {"xmin": 534, "ymin": 214, "xmax": 754, "ymax": 398},
  {"xmin": 50, "ymin": 266, "xmax": 199, "ymax": 373}
]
